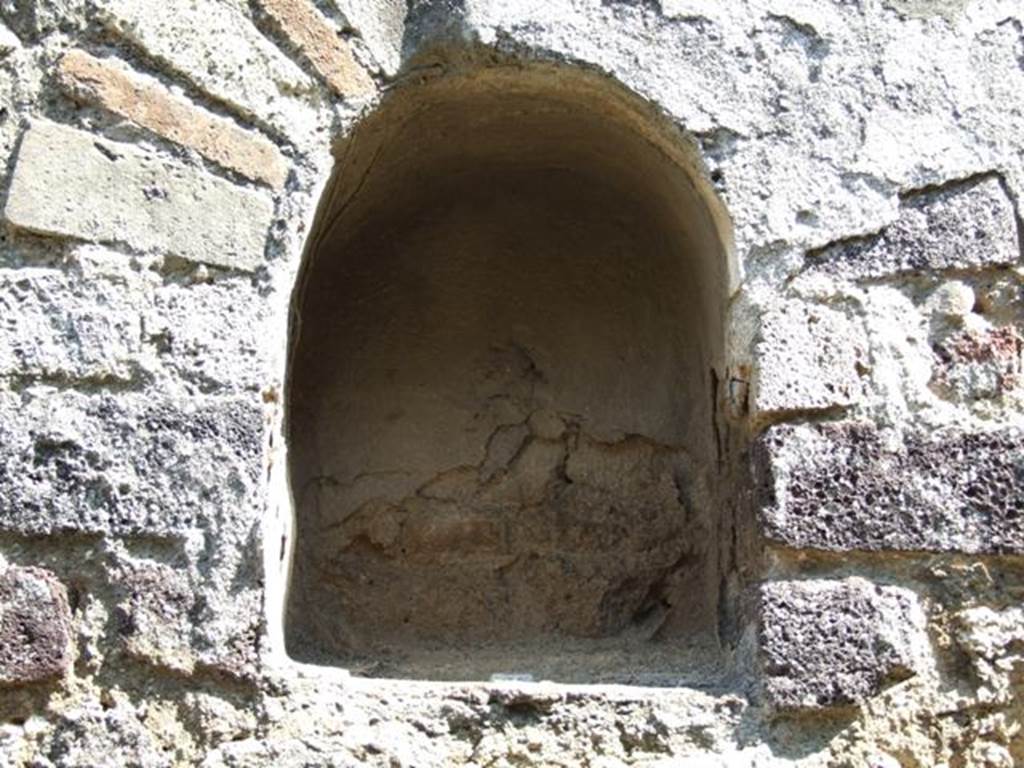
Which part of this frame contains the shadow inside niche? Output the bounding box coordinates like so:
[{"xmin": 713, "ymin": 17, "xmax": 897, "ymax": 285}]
[{"xmin": 284, "ymin": 62, "xmax": 740, "ymax": 685}]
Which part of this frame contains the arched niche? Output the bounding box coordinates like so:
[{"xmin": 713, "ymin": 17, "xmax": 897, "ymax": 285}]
[{"xmin": 284, "ymin": 64, "xmax": 736, "ymax": 683}]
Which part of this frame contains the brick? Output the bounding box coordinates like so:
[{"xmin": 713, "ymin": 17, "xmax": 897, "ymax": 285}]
[
  {"xmin": 3, "ymin": 121, "xmax": 273, "ymax": 271},
  {"xmin": 753, "ymin": 421, "xmax": 1024, "ymax": 554},
  {"xmin": 0, "ymin": 566, "xmax": 73, "ymax": 687},
  {"xmin": 750, "ymin": 302, "xmax": 865, "ymax": 420},
  {"xmin": 96, "ymin": 0, "xmax": 316, "ymax": 136},
  {"xmin": 759, "ymin": 578, "xmax": 926, "ymax": 710},
  {"xmin": 0, "ymin": 389, "xmax": 264, "ymax": 537},
  {"xmin": 807, "ymin": 176, "xmax": 1020, "ymax": 280},
  {"xmin": 57, "ymin": 51, "xmax": 288, "ymax": 189},
  {"xmin": 258, "ymin": 0, "xmax": 375, "ymax": 98}
]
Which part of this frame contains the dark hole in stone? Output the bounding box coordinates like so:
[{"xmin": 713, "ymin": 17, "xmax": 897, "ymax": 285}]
[{"xmin": 284, "ymin": 66, "xmax": 734, "ymax": 684}]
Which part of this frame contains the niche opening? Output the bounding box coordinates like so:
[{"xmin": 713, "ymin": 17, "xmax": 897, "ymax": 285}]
[{"xmin": 284, "ymin": 65, "xmax": 735, "ymax": 684}]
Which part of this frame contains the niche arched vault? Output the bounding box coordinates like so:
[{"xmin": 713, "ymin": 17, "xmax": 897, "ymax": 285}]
[{"xmin": 285, "ymin": 64, "xmax": 735, "ymax": 682}]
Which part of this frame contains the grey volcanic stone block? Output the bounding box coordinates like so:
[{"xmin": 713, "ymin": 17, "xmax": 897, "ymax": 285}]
[
  {"xmin": 807, "ymin": 176, "xmax": 1020, "ymax": 280},
  {"xmin": 750, "ymin": 302, "xmax": 865, "ymax": 419},
  {"xmin": 145, "ymin": 279, "xmax": 271, "ymax": 394},
  {"xmin": 0, "ymin": 389, "xmax": 264, "ymax": 536},
  {"xmin": 0, "ymin": 268, "xmax": 144, "ymax": 383},
  {"xmin": 753, "ymin": 422, "xmax": 1024, "ymax": 554},
  {"xmin": 0, "ymin": 566, "xmax": 73, "ymax": 686},
  {"xmin": 759, "ymin": 578, "xmax": 925, "ymax": 710},
  {"xmin": 112, "ymin": 559, "xmax": 196, "ymax": 674},
  {"xmin": 3, "ymin": 121, "xmax": 273, "ymax": 272},
  {"xmin": 110, "ymin": 554, "xmax": 263, "ymax": 681}
]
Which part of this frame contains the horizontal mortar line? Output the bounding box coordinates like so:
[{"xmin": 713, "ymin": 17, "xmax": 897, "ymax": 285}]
[{"xmin": 762, "ymin": 541, "xmax": 1024, "ymax": 568}]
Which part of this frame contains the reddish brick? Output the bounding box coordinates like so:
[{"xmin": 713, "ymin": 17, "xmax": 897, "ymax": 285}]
[
  {"xmin": 57, "ymin": 50, "xmax": 288, "ymax": 189},
  {"xmin": 257, "ymin": 0, "xmax": 375, "ymax": 98}
]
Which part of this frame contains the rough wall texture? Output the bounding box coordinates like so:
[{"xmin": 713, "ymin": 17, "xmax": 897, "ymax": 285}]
[{"xmin": 0, "ymin": 0, "xmax": 1022, "ymax": 766}]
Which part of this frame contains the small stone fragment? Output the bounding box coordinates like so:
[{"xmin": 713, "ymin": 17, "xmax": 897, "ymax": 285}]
[
  {"xmin": 57, "ymin": 50, "xmax": 288, "ymax": 188},
  {"xmin": 257, "ymin": 0, "xmax": 375, "ymax": 98},
  {"xmin": 759, "ymin": 577, "xmax": 925, "ymax": 710},
  {"xmin": 527, "ymin": 409, "xmax": 565, "ymax": 440},
  {"xmin": 926, "ymin": 281, "xmax": 976, "ymax": 320},
  {"xmin": 0, "ymin": 566, "xmax": 73, "ymax": 686},
  {"xmin": 955, "ymin": 605, "xmax": 1024, "ymax": 706},
  {"xmin": 931, "ymin": 326, "xmax": 1023, "ymax": 403}
]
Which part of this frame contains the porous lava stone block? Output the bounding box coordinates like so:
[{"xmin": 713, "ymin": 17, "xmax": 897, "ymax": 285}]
[
  {"xmin": 806, "ymin": 175, "xmax": 1019, "ymax": 280},
  {"xmin": 0, "ymin": 566, "xmax": 73, "ymax": 686},
  {"xmin": 0, "ymin": 390, "xmax": 264, "ymax": 537},
  {"xmin": 759, "ymin": 578, "xmax": 924, "ymax": 710},
  {"xmin": 753, "ymin": 422, "xmax": 1024, "ymax": 554}
]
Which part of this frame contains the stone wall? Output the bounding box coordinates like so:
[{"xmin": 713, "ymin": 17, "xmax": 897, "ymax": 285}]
[{"xmin": 0, "ymin": 0, "xmax": 1022, "ymax": 766}]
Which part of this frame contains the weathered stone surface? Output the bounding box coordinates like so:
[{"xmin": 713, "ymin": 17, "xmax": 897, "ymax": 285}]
[
  {"xmin": 0, "ymin": 0, "xmax": 86, "ymax": 42},
  {"xmin": 3, "ymin": 121, "xmax": 273, "ymax": 271},
  {"xmin": 57, "ymin": 50, "xmax": 289, "ymax": 188},
  {"xmin": 754, "ymin": 422, "xmax": 1024, "ymax": 554},
  {"xmin": 0, "ymin": 1, "xmax": 1022, "ymax": 765},
  {"xmin": 955, "ymin": 605, "xmax": 1024, "ymax": 707},
  {"xmin": 931, "ymin": 326, "xmax": 1023, "ymax": 404},
  {"xmin": 112, "ymin": 559, "xmax": 196, "ymax": 674},
  {"xmin": 759, "ymin": 578, "xmax": 925, "ymax": 709},
  {"xmin": 191, "ymin": 586, "xmax": 263, "ymax": 682},
  {"xmin": 0, "ymin": 566, "xmax": 73, "ymax": 686},
  {"xmin": 111, "ymin": 551, "xmax": 263, "ymax": 682},
  {"xmin": 0, "ymin": 267, "xmax": 143, "ymax": 383},
  {"xmin": 331, "ymin": 0, "xmax": 405, "ymax": 75},
  {"xmin": 37, "ymin": 698, "xmax": 172, "ymax": 768},
  {"xmin": 750, "ymin": 302, "xmax": 865, "ymax": 420},
  {"xmin": 807, "ymin": 176, "xmax": 1020, "ymax": 280},
  {"xmin": 0, "ymin": 265, "xmax": 270, "ymax": 392},
  {"xmin": 95, "ymin": 0, "xmax": 317, "ymax": 136},
  {"xmin": 144, "ymin": 279, "xmax": 271, "ymax": 394},
  {"xmin": 0, "ymin": 23, "xmax": 19, "ymax": 55},
  {"xmin": 206, "ymin": 679, "xmax": 744, "ymax": 767},
  {"xmin": 0, "ymin": 389, "xmax": 263, "ymax": 536},
  {"xmin": 257, "ymin": 0, "xmax": 375, "ymax": 98}
]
